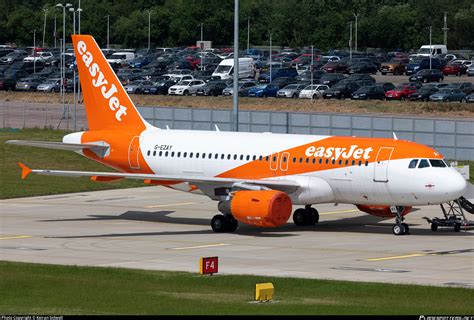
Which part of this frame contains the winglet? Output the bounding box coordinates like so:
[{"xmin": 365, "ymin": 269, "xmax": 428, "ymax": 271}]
[{"xmin": 17, "ymin": 162, "xmax": 32, "ymax": 180}]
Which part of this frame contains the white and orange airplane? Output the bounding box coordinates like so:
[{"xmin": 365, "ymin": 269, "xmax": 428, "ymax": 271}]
[{"xmin": 8, "ymin": 35, "xmax": 467, "ymax": 235}]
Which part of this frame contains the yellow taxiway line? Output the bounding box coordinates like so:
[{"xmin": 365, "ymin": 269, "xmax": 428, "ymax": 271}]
[
  {"xmin": 0, "ymin": 235, "xmax": 33, "ymax": 240},
  {"xmin": 144, "ymin": 202, "xmax": 196, "ymax": 209},
  {"xmin": 366, "ymin": 253, "xmax": 428, "ymax": 262},
  {"xmin": 171, "ymin": 243, "xmax": 230, "ymax": 250},
  {"xmin": 320, "ymin": 209, "xmax": 359, "ymax": 215}
]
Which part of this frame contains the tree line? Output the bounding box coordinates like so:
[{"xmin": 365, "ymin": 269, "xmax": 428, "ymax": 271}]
[{"xmin": 1, "ymin": 0, "xmax": 473, "ymax": 51}]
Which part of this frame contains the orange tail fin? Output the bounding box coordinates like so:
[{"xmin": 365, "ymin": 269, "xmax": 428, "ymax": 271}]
[
  {"xmin": 17, "ymin": 162, "xmax": 32, "ymax": 180},
  {"xmin": 72, "ymin": 35, "xmax": 147, "ymax": 131}
]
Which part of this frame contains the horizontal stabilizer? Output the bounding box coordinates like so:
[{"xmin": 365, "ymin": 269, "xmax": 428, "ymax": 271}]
[{"xmin": 6, "ymin": 140, "xmax": 109, "ymax": 152}]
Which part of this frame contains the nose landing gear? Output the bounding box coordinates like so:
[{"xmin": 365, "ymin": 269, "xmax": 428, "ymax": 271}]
[
  {"xmin": 293, "ymin": 205, "xmax": 319, "ymax": 226},
  {"xmin": 391, "ymin": 206, "xmax": 410, "ymax": 235}
]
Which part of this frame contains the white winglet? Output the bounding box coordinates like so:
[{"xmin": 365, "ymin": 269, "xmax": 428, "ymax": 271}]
[
  {"xmin": 393, "ymin": 132, "xmax": 398, "ymax": 140},
  {"xmin": 215, "ymin": 124, "xmax": 220, "ymax": 132}
]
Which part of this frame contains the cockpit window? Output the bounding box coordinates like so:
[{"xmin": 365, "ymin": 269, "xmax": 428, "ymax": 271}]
[
  {"xmin": 429, "ymin": 159, "xmax": 447, "ymax": 167},
  {"xmin": 418, "ymin": 159, "xmax": 430, "ymax": 168},
  {"xmin": 408, "ymin": 159, "xmax": 418, "ymax": 169}
]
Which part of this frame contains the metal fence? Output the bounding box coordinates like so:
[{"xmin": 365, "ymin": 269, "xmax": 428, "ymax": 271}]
[
  {"xmin": 139, "ymin": 106, "xmax": 474, "ymax": 161},
  {"xmin": 1, "ymin": 101, "xmax": 473, "ymax": 160}
]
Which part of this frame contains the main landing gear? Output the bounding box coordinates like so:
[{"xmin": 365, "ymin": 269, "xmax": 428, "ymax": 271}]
[
  {"xmin": 293, "ymin": 205, "xmax": 320, "ymax": 226},
  {"xmin": 211, "ymin": 214, "xmax": 238, "ymax": 233},
  {"xmin": 391, "ymin": 206, "xmax": 410, "ymax": 236}
]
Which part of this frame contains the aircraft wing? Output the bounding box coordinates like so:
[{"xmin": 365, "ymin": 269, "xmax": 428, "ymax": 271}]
[{"xmin": 17, "ymin": 163, "xmax": 300, "ymax": 191}]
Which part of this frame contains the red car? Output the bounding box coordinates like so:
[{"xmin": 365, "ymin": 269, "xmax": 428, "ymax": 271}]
[
  {"xmin": 442, "ymin": 61, "xmax": 468, "ymax": 76},
  {"xmin": 184, "ymin": 55, "xmax": 202, "ymax": 69},
  {"xmin": 385, "ymin": 84, "xmax": 418, "ymax": 100}
]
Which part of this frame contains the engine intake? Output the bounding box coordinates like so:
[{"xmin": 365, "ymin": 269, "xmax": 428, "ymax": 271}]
[{"xmin": 225, "ymin": 190, "xmax": 292, "ymax": 227}]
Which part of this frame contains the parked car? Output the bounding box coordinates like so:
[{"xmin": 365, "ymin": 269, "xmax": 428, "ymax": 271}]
[
  {"xmin": 258, "ymin": 67, "xmax": 298, "ymax": 83},
  {"xmin": 247, "ymin": 84, "xmax": 280, "ymax": 97},
  {"xmin": 142, "ymin": 79, "xmax": 175, "ymax": 95},
  {"xmin": 124, "ymin": 80, "xmax": 154, "ymax": 94},
  {"xmin": 36, "ymin": 78, "xmax": 61, "ymax": 92},
  {"xmin": 128, "ymin": 56, "xmax": 152, "ymax": 68},
  {"xmin": 295, "ymin": 70, "xmax": 326, "ymax": 82},
  {"xmin": 375, "ymin": 82, "xmax": 396, "ymax": 92},
  {"xmin": 408, "ymin": 69, "xmax": 444, "ymax": 83},
  {"xmin": 319, "ymin": 73, "xmax": 346, "ymax": 86},
  {"xmin": 445, "ymin": 83, "xmax": 473, "ymax": 95},
  {"xmin": 405, "ymin": 58, "xmax": 442, "ymax": 75},
  {"xmin": 15, "ymin": 77, "xmax": 43, "ymax": 91},
  {"xmin": 468, "ymin": 64, "xmax": 474, "ymax": 77},
  {"xmin": 351, "ymin": 85, "xmax": 386, "ymax": 100},
  {"xmin": 0, "ymin": 76, "xmax": 16, "ymax": 91},
  {"xmin": 380, "ymin": 58, "xmax": 410, "ymax": 75},
  {"xmin": 23, "ymin": 51, "xmax": 54, "ymax": 63},
  {"xmin": 429, "ymin": 88, "xmax": 466, "ymax": 102},
  {"xmin": 322, "ymin": 82, "xmax": 360, "ymax": 99},
  {"xmin": 168, "ymin": 79, "xmax": 206, "ymax": 96},
  {"xmin": 222, "ymin": 80, "xmax": 257, "ymax": 96},
  {"xmin": 409, "ymin": 87, "xmax": 439, "ymax": 101},
  {"xmin": 270, "ymin": 76, "xmax": 297, "ymax": 89},
  {"xmin": 276, "ymin": 83, "xmax": 308, "ymax": 98},
  {"xmin": 466, "ymin": 92, "xmax": 474, "ymax": 103},
  {"xmin": 195, "ymin": 81, "xmax": 229, "ymax": 96},
  {"xmin": 442, "ymin": 60, "xmax": 468, "ymax": 76},
  {"xmin": 385, "ymin": 84, "xmax": 418, "ymax": 100},
  {"xmin": 298, "ymin": 84, "xmax": 329, "ymax": 99},
  {"xmin": 0, "ymin": 50, "xmax": 28, "ymax": 64},
  {"xmin": 347, "ymin": 62, "xmax": 378, "ymax": 74}
]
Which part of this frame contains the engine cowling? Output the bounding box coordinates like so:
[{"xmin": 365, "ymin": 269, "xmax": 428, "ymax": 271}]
[
  {"xmin": 356, "ymin": 205, "xmax": 412, "ymax": 218},
  {"xmin": 229, "ymin": 190, "xmax": 292, "ymax": 227}
]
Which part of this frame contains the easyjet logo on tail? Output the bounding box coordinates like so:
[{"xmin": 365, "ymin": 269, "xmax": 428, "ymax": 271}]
[
  {"xmin": 76, "ymin": 40, "xmax": 127, "ymax": 122},
  {"xmin": 305, "ymin": 145, "xmax": 373, "ymax": 161}
]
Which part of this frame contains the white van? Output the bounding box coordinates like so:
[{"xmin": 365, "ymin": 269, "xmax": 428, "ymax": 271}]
[
  {"xmin": 417, "ymin": 45, "xmax": 447, "ymax": 57},
  {"xmin": 212, "ymin": 58, "xmax": 254, "ymax": 80},
  {"xmin": 106, "ymin": 52, "xmax": 135, "ymax": 67}
]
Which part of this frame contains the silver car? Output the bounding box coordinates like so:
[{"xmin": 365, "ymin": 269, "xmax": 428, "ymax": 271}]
[
  {"xmin": 37, "ymin": 78, "xmax": 61, "ymax": 92},
  {"xmin": 276, "ymin": 84, "xmax": 308, "ymax": 98},
  {"xmin": 467, "ymin": 63, "xmax": 474, "ymax": 77}
]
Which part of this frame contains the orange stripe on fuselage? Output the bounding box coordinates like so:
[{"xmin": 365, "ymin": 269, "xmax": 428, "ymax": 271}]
[{"xmin": 217, "ymin": 136, "xmax": 442, "ymax": 180}]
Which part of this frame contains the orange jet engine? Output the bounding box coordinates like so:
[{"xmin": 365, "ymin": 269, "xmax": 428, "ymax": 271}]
[{"xmin": 230, "ymin": 190, "xmax": 293, "ymax": 227}]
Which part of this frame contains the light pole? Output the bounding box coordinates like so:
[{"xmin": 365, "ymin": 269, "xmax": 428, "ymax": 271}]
[
  {"xmin": 33, "ymin": 29, "xmax": 36, "ymax": 74},
  {"xmin": 146, "ymin": 10, "xmax": 152, "ymax": 51},
  {"xmin": 106, "ymin": 15, "xmax": 110, "ymax": 49},
  {"xmin": 54, "ymin": 15, "xmax": 57, "ymax": 48},
  {"xmin": 232, "ymin": 0, "xmax": 239, "ymax": 132},
  {"xmin": 56, "ymin": 3, "xmax": 72, "ymax": 126},
  {"xmin": 269, "ymin": 33, "xmax": 272, "ymax": 83},
  {"xmin": 69, "ymin": 6, "xmax": 77, "ymax": 131},
  {"xmin": 428, "ymin": 26, "xmax": 432, "ymax": 69},
  {"xmin": 42, "ymin": 8, "xmax": 48, "ymax": 48},
  {"xmin": 247, "ymin": 17, "xmax": 250, "ymax": 54},
  {"xmin": 78, "ymin": 0, "xmax": 81, "ymax": 34},
  {"xmin": 200, "ymin": 22, "xmax": 203, "ymax": 71},
  {"xmin": 349, "ymin": 21, "xmax": 353, "ymax": 61},
  {"xmin": 311, "ymin": 45, "xmax": 314, "ymax": 104},
  {"xmin": 353, "ymin": 13, "xmax": 359, "ymax": 52},
  {"xmin": 442, "ymin": 12, "xmax": 449, "ymax": 47}
]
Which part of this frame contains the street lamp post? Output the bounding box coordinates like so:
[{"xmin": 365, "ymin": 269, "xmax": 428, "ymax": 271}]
[
  {"xmin": 146, "ymin": 10, "xmax": 152, "ymax": 51},
  {"xmin": 200, "ymin": 22, "xmax": 203, "ymax": 71},
  {"xmin": 311, "ymin": 45, "xmax": 314, "ymax": 104},
  {"xmin": 33, "ymin": 29, "xmax": 36, "ymax": 74},
  {"xmin": 54, "ymin": 15, "xmax": 57, "ymax": 48},
  {"xmin": 42, "ymin": 8, "xmax": 48, "ymax": 48},
  {"xmin": 353, "ymin": 13, "xmax": 359, "ymax": 52},
  {"xmin": 56, "ymin": 3, "xmax": 72, "ymax": 127},
  {"xmin": 232, "ymin": 0, "xmax": 239, "ymax": 132},
  {"xmin": 269, "ymin": 33, "xmax": 272, "ymax": 83},
  {"xmin": 106, "ymin": 15, "xmax": 110, "ymax": 49},
  {"xmin": 349, "ymin": 21, "xmax": 353, "ymax": 61},
  {"xmin": 78, "ymin": 0, "xmax": 81, "ymax": 34},
  {"xmin": 247, "ymin": 17, "xmax": 250, "ymax": 54},
  {"xmin": 69, "ymin": 6, "xmax": 77, "ymax": 131},
  {"xmin": 428, "ymin": 26, "xmax": 432, "ymax": 70}
]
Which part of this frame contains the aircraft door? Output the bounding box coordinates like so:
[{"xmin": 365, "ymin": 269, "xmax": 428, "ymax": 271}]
[
  {"xmin": 128, "ymin": 136, "xmax": 141, "ymax": 170},
  {"xmin": 373, "ymin": 147, "xmax": 394, "ymax": 182}
]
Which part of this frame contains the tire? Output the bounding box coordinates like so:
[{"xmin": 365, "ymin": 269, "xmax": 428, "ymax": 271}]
[
  {"xmin": 183, "ymin": 90, "xmax": 189, "ymax": 96},
  {"xmin": 454, "ymin": 223, "xmax": 461, "ymax": 232},
  {"xmin": 292, "ymin": 93, "xmax": 297, "ymax": 99},
  {"xmin": 50, "ymin": 88, "xmax": 55, "ymax": 93},
  {"xmin": 431, "ymin": 223, "xmax": 438, "ymax": 232},
  {"xmin": 209, "ymin": 90, "xmax": 214, "ymax": 96},
  {"xmin": 293, "ymin": 208, "xmax": 306, "ymax": 226},
  {"xmin": 402, "ymin": 223, "xmax": 410, "ymax": 234},
  {"xmin": 392, "ymin": 224, "xmax": 406, "ymax": 236},
  {"xmin": 457, "ymin": 71, "xmax": 461, "ymax": 76},
  {"xmin": 226, "ymin": 216, "xmax": 238, "ymax": 232},
  {"xmin": 401, "ymin": 96, "xmax": 406, "ymax": 101},
  {"xmin": 312, "ymin": 94, "xmax": 317, "ymax": 100},
  {"xmin": 381, "ymin": 72, "xmax": 387, "ymax": 76},
  {"xmin": 211, "ymin": 215, "xmax": 228, "ymax": 233},
  {"xmin": 309, "ymin": 208, "xmax": 319, "ymax": 225},
  {"xmin": 461, "ymin": 98, "xmax": 467, "ymax": 103}
]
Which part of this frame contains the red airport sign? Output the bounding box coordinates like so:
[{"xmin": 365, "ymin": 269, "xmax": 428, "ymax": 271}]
[{"xmin": 200, "ymin": 256, "xmax": 218, "ymax": 275}]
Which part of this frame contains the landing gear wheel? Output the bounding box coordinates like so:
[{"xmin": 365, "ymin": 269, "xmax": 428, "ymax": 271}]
[
  {"xmin": 402, "ymin": 223, "xmax": 410, "ymax": 234},
  {"xmin": 454, "ymin": 223, "xmax": 461, "ymax": 232},
  {"xmin": 392, "ymin": 224, "xmax": 406, "ymax": 236},
  {"xmin": 211, "ymin": 215, "xmax": 227, "ymax": 232},
  {"xmin": 226, "ymin": 215, "xmax": 239, "ymax": 232},
  {"xmin": 431, "ymin": 223, "xmax": 438, "ymax": 232},
  {"xmin": 293, "ymin": 208, "xmax": 307, "ymax": 226},
  {"xmin": 307, "ymin": 207, "xmax": 319, "ymax": 225}
]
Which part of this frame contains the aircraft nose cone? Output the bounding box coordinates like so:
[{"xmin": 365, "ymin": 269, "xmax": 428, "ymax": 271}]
[{"xmin": 448, "ymin": 172, "xmax": 467, "ymax": 199}]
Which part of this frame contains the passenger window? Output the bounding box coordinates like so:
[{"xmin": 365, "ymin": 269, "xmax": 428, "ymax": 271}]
[
  {"xmin": 227, "ymin": 154, "xmax": 231, "ymax": 160},
  {"xmin": 293, "ymin": 157, "xmax": 296, "ymax": 163},
  {"xmin": 221, "ymin": 154, "xmax": 225, "ymax": 160},
  {"xmin": 265, "ymin": 156, "xmax": 269, "ymax": 161},
  {"xmin": 196, "ymin": 153, "xmax": 200, "ymax": 158},
  {"xmin": 352, "ymin": 160, "xmax": 355, "ymax": 165},
  {"xmin": 190, "ymin": 152, "xmax": 193, "ymax": 158},
  {"xmin": 159, "ymin": 151, "xmax": 163, "ymax": 157},
  {"xmin": 253, "ymin": 155, "xmax": 256, "ymax": 161},
  {"xmin": 345, "ymin": 160, "xmax": 349, "ymax": 165},
  {"xmin": 319, "ymin": 159, "xmax": 323, "ymax": 164},
  {"xmin": 215, "ymin": 153, "xmax": 218, "ymax": 159},
  {"xmin": 325, "ymin": 159, "xmax": 329, "ymax": 164},
  {"xmin": 306, "ymin": 158, "xmax": 309, "ymax": 163},
  {"xmin": 338, "ymin": 160, "xmax": 342, "ymax": 165},
  {"xmin": 183, "ymin": 152, "xmax": 187, "ymax": 158},
  {"xmin": 177, "ymin": 152, "xmax": 181, "ymax": 158},
  {"xmin": 208, "ymin": 153, "xmax": 212, "ymax": 159},
  {"xmin": 147, "ymin": 150, "xmax": 151, "ymax": 156},
  {"xmin": 240, "ymin": 155, "xmax": 244, "ymax": 160},
  {"xmin": 234, "ymin": 154, "xmax": 237, "ymax": 160},
  {"xmin": 165, "ymin": 151, "xmax": 169, "ymax": 157},
  {"xmin": 273, "ymin": 156, "xmax": 277, "ymax": 161},
  {"xmin": 418, "ymin": 159, "xmax": 430, "ymax": 168},
  {"xmin": 332, "ymin": 159, "xmax": 336, "ymax": 165},
  {"xmin": 408, "ymin": 159, "xmax": 418, "ymax": 169},
  {"xmin": 312, "ymin": 158, "xmax": 316, "ymax": 164},
  {"xmin": 299, "ymin": 158, "xmax": 303, "ymax": 163},
  {"xmin": 358, "ymin": 161, "xmax": 362, "ymax": 166},
  {"xmin": 365, "ymin": 161, "xmax": 369, "ymax": 166}
]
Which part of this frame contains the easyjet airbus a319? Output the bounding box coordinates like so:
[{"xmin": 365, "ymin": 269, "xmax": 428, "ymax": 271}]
[{"xmin": 9, "ymin": 35, "xmax": 467, "ymax": 235}]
